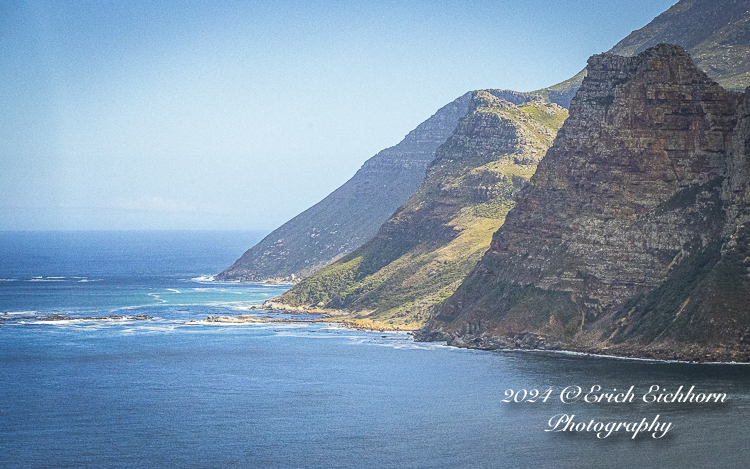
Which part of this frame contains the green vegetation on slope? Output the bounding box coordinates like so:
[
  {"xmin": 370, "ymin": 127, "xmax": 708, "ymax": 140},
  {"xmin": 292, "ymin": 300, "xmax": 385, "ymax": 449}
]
[{"xmin": 279, "ymin": 91, "xmax": 568, "ymax": 328}]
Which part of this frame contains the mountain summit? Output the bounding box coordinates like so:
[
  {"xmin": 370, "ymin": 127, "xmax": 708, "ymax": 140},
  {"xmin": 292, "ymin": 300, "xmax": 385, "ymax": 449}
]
[{"xmin": 539, "ymin": 0, "xmax": 750, "ymax": 107}]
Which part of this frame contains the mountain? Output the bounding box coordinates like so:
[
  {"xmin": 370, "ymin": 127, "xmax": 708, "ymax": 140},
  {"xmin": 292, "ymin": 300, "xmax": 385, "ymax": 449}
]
[
  {"xmin": 418, "ymin": 45, "xmax": 750, "ymax": 362},
  {"xmin": 279, "ymin": 91, "xmax": 567, "ymax": 328},
  {"xmin": 220, "ymin": 0, "xmax": 750, "ymax": 283},
  {"xmin": 537, "ymin": 0, "xmax": 750, "ymax": 108},
  {"xmin": 216, "ymin": 93, "xmax": 471, "ymax": 282}
]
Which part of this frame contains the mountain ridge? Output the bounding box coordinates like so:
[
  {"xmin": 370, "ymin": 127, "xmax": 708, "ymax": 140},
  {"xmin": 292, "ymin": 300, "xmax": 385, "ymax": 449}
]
[
  {"xmin": 278, "ymin": 91, "xmax": 567, "ymax": 327},
  {"xmin": 538, "ymin": 0, "xmax": 750, "ymax": 108},
  {"xmin": 216, "ymin": 93, "xmax": 472, "ymax": 282},
  {"xmin": 418, "ymin": 45, "xmax": 750, "ymax": 362}
]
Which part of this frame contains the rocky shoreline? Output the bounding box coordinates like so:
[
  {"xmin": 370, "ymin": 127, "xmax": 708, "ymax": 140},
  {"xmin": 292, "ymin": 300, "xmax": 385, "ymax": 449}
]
[
  {"xmin": 413, "ymin": 329, "xmax": 750, "ymax": 363},
  {"xmin": 201, "ymin": 309, "xmax": 750, "ymax": 362},
  {"xmin": 200, "ymin": 298, "xmax": 417, "ymax": 332},
  {"xmin": 35, "ymin": 314, "xmax": 154, "ymax": 321},
  {"xmin": 203, "ymin": 312, "xmax": 416, "ymax": 332},
  {"xmin": 13, "ymin": 307, "xmax": 748, "ymax": 362},
  {"xmin": 252, "ymin": 300, "xmax": 750, "ymax": 361}
]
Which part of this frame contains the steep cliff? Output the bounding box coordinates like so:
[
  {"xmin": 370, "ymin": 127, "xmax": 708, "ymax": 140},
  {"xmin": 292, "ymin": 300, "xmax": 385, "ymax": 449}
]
[
  {"xmin": 216, "ymin": 93, "xmax": 471, "ymax": 282},
  {"xmin": 537, "ymin": 0, "xmax": 750, "ymax": 108},
  {"xmin": 279, "ymin": 91, "xmax": 567, "ymax": 327},
  {"xmin": 421, "ymin": 45, "xmax": 750, "ymax": 361},
  {"xmin": 590, "ymin": 84, "xmax": 750, "ymax": 361}
]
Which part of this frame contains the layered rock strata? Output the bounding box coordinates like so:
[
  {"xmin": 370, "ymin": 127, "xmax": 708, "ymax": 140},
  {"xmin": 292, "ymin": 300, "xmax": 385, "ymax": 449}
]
[
  {"xmin": 421, "ymin": 45, "xmax": 750, "ymax": 362},
  {"xmin": 278, "ymin": 91, "xmax": 567, "ymax": 327}
]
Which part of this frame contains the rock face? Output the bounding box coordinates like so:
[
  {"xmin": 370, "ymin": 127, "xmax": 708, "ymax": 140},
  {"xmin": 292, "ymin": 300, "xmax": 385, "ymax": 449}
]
[
  {"xmin": 421, "ymin": 45, "xmax": 750, "ymax": 362},
  {"xmin": 537, "ymin": 0, "xmax": 750, "ymax": 108},
  {"xmin": 279, "ymin": 91, "xmax": 567, "ymax": 327},
  {"xmin": 216, "ymin": 93, "xmax": 472, "ymax": 282},
  {"xmin": 609, "ymin": 0, "xmax": 750, "ymax": 91}
]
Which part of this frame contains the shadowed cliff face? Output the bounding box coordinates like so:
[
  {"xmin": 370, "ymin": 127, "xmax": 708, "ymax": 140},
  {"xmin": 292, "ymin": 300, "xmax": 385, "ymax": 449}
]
[
  {"xmin": 596, "ymin": 86, "xmax": 750, "ymax": 360},
  {"xmin": 278, "ymin": 91, "xmax": 567, "ymax": 327},
  {"xmin": 216, "ymin": 93, "xmax": 472, "ymax": 282},
  {"xmin": 424, "ymin": 45, "xmax": 750, "ymax": 362}
]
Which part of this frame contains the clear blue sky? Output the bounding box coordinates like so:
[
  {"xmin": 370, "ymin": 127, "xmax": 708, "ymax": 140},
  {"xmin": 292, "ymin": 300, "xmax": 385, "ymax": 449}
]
[{"xmin": 1, "ymin": 0, "xmax": 677, "ymax": 230}]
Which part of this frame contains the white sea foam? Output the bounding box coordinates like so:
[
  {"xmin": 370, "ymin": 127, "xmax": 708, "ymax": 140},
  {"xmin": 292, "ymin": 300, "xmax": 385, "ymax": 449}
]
[
  {"xmin": 33, "ymin": 319, "xmax": 78, "ymax": 325},
  {"xmin": 197, "ymin": 320, "xmax": 263, "ymax": 326},
  {"xmin": 110, "ymin": 305, "xmax": 147, "ymax": 311},
  {"xmin": 120, "ymin": 323, "xmax": 182, "ymax": 335},
  {"xmin": 505, "ymin": 348, "xmax": 750, "ymax": 365},
  {"xmin": 360, "ymin": 337, "xmax": 450, "ymax": 351},
  {"xmin": 146, "ymin": 292, "xmax": 167, "ymax": 304},
  {"xmin": 203, "ymin": 301, "xmax": 259, "ymax": 310},
  {"xmin": 191, "ymin": 275, "xmax": 215, "ymax": 283},
  {"xmin": 31, "ymin": 316, "xmax": 133, "ymax": 325},
  {"xmin": 192, "ymin": 321, "xmax": 302, "ymax": 330},
  {"xmin": 367, "ymin": 341, "xmax": 444, "ymax": 351},
  {"xmin": 269, "ymin": 326, "xmax": 449, "ymax": 351},
  {"xmin": 166, "ymin": 288, "xmax": 180, "ymax": 293},
  {"xmin": 0, "ymin": 278, "xmax": 17, "ymax": 281}
]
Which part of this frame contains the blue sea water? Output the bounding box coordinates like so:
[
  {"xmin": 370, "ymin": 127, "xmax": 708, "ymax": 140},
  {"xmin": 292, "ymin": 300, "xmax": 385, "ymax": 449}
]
[{"xmin": 1, "ymin": 231, "xmax": 749, "ymax": 468}]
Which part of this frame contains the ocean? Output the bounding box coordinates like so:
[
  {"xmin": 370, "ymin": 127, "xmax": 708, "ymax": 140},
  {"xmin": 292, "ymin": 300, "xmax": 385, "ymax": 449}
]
[{"xmin": 1, "ymin": 231, "xmax": 748, "ymax": 468}]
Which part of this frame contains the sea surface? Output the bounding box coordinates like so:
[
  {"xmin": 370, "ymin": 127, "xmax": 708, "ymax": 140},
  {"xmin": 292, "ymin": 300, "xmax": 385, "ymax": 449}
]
[{"xmin": 1, "ymin": 231, "xmax": 749, "ymax": 468}]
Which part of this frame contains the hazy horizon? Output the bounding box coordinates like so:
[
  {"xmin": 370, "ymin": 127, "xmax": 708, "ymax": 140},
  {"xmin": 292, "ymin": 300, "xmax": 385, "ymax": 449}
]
[{"xmin": 1, "ymin": 0, "xmax": 677, "ymax": 231}]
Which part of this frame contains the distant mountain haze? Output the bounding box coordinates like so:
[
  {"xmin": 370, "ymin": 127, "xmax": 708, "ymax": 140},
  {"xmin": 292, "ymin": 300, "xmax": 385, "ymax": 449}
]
[
  {"xmin": 216, "ymin": 93, "xmax": 472, "ymax": 282},
  {"xmin": 279, "ymin": 92, "xmax": 567, "ymax": 327}
]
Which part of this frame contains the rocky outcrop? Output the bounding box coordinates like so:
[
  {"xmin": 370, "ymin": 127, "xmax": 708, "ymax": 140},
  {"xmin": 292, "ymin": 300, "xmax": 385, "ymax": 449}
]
[
  {"xmin": 216, "ymin": 93, "xmax": 472, "ymax": 282},
  {"xmin": 278, "ymin": 91, "xmax": 567, "ymax": 327},
  {"xmin": 609, "ymin": 0, "xmax": 750, "ymax": 91},
  {"xmin": 537, "ymin": 0, "xmax": 750, "ymax": 108},
  {"xmin": 421, "ymin": 45, "xmax": 750, "ymax": 362}
]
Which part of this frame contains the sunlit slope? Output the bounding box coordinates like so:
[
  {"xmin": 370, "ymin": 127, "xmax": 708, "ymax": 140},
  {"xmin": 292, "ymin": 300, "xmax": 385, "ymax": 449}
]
[{"xmin": 280, "ymin": 91, "xmax": 567, "ymax": 327}]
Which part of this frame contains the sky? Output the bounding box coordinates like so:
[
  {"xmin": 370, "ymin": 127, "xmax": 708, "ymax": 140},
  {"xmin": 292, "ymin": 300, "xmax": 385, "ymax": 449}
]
[{"xmin": 1, "ymin": 0, "xmax": 678, "ymax": 231}]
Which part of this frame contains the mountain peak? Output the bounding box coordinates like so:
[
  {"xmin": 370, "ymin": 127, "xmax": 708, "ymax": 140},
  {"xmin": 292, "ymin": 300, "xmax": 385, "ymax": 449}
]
[
  {"xmin": 420, "ymin": 45, "xmax": 749, "ymax": 361},
  {"xmin": 537, "ymin": 0, "xmax": 750, "ymax": 108}
]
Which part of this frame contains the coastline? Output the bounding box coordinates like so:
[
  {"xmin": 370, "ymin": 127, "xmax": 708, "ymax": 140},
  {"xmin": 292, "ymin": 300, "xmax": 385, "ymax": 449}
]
[
  {"xmin": 245, "ymin": 301, "xmax": 420, "ymax": 332},
  {"xmin": 204, "ymin": 303, "xmax": 750, "ymax": 363},
  {"xmin": 23, "ymin": 305, "xmax": 750, "ymax": 363},
  {"xmin": 413, "ymin": 329, "xmax": 750, "ymax": 364},
  {"xmin": 205, "ymin": 308, "xmax": 418, "ymax": 332},
  {"xmin": 202, "ymin": 311, "xmax": 750, "ymax": 364}
]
